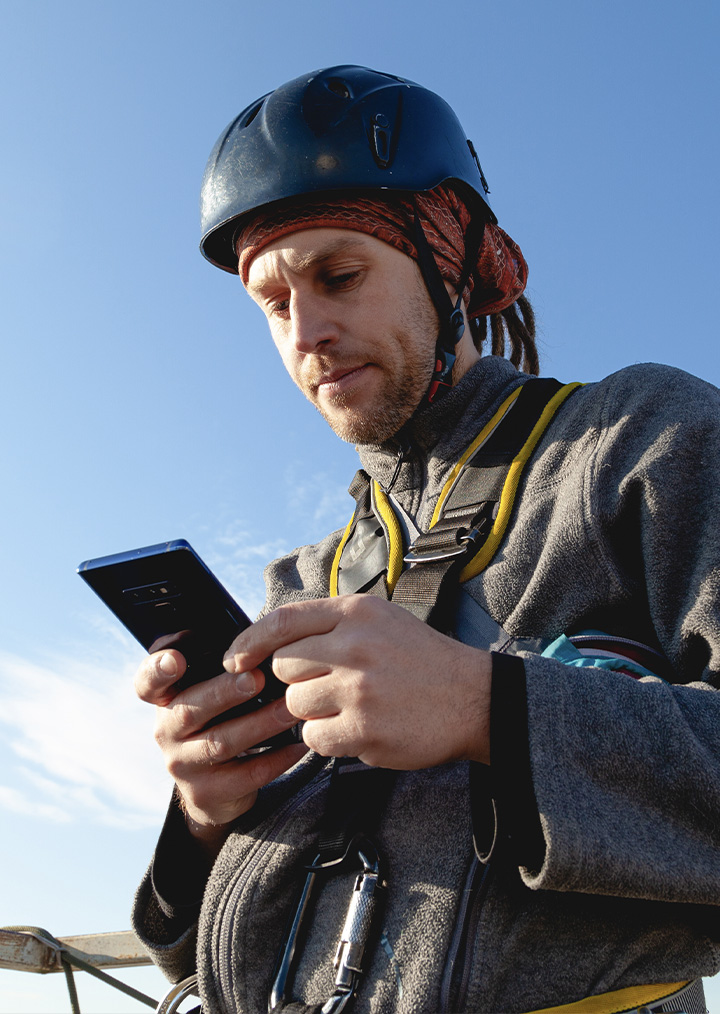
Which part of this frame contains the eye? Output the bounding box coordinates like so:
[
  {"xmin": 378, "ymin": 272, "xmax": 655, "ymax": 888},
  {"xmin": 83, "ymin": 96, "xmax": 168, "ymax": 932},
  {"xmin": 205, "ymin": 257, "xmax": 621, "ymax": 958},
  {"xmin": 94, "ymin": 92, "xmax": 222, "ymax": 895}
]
[{"xmin": 326, "ymin": 270, "xmax": 361, "ymax": 291}]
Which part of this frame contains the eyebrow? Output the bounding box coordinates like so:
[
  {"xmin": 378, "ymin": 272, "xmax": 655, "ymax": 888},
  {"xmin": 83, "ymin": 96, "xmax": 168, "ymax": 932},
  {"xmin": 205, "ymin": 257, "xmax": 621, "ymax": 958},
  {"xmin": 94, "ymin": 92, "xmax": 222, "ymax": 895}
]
[
  {"xmin": 246, "ymin": 235, "xmax": 370, "ymax": 294},
  {"xmin": 288, "ymin": 235, "xmax": 370, "ymax": 271}
]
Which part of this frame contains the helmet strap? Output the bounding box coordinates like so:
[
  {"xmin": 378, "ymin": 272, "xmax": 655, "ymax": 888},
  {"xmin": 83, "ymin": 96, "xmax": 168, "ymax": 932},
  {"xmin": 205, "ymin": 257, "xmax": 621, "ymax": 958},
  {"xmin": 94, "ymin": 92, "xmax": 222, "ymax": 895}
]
[{"xmin": 411, "ymin": 203, "xmax": 485, "ymax": 405}]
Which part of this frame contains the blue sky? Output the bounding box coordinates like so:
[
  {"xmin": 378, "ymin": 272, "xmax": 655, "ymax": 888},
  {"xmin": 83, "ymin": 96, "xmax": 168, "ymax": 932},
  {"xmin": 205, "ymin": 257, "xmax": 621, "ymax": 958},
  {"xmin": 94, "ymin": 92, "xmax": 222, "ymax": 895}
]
[{"xmin": 1, "ymin": 1, "xmax": 718, "ymax": 1010}]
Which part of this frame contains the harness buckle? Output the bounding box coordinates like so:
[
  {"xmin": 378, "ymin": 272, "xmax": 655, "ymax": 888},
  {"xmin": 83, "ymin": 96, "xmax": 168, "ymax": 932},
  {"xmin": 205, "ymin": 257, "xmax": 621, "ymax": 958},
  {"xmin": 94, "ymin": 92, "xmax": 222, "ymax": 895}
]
[
  {"xmin": 270, "ymin": 836, "xmax": 386, "ymax": 1014},
  {"xmin": 403, "ymin": 524, "xmax": 485, "ymax": 565}
]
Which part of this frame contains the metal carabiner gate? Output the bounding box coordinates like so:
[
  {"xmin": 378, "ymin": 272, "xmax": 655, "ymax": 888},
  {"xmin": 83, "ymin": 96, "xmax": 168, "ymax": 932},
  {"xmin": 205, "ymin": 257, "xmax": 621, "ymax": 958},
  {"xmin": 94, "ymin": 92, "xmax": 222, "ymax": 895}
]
[{"xmin": 270, "ymin": 836, "xmax": 387, "ymax": 1014}]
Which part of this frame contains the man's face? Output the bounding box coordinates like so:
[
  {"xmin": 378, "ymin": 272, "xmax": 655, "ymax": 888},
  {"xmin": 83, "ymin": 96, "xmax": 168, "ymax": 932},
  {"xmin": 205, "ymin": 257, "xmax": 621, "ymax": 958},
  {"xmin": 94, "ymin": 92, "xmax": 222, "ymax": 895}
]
[{"xmin": 244, "ymin": 228, "xmax": 440, "ymax": 444}]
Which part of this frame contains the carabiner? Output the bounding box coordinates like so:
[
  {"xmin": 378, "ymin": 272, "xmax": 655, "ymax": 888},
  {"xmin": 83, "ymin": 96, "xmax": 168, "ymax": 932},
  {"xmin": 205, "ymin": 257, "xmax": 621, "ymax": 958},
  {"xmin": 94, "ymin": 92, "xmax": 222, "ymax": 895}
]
[{"xmin": 270, "ymin": 836, "xmax": 386, "ymax": 1014}]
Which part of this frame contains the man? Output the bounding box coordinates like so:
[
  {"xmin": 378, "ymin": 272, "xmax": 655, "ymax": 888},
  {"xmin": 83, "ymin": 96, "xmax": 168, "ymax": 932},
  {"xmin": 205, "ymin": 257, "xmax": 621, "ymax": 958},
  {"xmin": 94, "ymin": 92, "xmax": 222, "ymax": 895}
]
[{"xmin": 132, "ymin": 66, "xmax": 720, "ymax": 1014}]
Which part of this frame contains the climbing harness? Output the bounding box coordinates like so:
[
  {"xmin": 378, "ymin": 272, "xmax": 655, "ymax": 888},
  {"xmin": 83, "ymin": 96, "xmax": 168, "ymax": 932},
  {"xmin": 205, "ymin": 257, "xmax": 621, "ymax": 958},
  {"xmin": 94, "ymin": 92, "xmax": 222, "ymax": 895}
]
[
  {"xmin": 271, "ymin": 376, "xmax": 701, "ymax": 1014},
  {"xmin": 520, "ymin": 977, "xmax": 705, "ymax": 1013},
  {"xmin": 331, "ymin": 378, "xmax": 582, "ymax": 632},
  {"xmin": 270, "ymin": 379, "xmax": 581, "ymax": 1012}
]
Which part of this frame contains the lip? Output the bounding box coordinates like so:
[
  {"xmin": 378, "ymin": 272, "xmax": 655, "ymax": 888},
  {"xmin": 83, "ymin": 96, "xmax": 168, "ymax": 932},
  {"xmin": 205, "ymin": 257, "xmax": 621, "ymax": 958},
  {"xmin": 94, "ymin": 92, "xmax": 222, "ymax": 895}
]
[{"xmin": 315, "ymin": 364, "xmax": 370, "ymax": 393}]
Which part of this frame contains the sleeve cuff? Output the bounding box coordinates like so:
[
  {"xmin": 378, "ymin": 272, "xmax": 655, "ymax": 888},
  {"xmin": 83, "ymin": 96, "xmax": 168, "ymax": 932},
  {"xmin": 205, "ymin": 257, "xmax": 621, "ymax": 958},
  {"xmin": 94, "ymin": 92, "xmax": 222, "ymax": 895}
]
[
  {"xmin": 470, "ymin": 652, "xmax": 546, "ymax": 872},
  {"xmin": 150, "ymin": 791, "xmax": 213, "ymax": 921}
]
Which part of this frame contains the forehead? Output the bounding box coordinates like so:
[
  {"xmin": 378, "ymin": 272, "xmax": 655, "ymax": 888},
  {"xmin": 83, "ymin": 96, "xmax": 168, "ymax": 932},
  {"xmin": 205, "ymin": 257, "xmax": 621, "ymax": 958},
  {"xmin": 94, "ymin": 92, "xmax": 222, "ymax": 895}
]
[{"xmin": 244, "ymin": 228, "xmax": 397, "ymax": 289}]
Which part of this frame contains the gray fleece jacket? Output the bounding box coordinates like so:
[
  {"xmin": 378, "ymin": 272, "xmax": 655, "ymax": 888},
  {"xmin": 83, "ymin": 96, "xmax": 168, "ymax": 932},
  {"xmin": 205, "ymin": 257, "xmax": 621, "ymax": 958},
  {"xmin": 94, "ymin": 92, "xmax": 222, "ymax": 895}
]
[{"xmin": 133, "ymin": 355, "xmax": 720, "ymax": 1013}]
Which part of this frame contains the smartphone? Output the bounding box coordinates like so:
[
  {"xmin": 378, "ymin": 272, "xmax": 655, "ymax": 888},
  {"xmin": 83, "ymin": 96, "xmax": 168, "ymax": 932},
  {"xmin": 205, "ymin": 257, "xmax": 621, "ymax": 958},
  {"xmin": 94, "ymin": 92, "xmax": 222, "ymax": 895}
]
[{"xmin": 77, "ymin": 539, "xmax": 297, "ymax": 748}]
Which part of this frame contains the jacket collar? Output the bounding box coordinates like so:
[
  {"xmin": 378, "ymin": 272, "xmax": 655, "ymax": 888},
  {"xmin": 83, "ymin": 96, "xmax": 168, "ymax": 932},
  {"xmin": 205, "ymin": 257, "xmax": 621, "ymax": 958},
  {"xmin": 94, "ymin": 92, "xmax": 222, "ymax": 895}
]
[{"xmin": 355, "ymin": 356, "xmax": 526, "ymax": 504}]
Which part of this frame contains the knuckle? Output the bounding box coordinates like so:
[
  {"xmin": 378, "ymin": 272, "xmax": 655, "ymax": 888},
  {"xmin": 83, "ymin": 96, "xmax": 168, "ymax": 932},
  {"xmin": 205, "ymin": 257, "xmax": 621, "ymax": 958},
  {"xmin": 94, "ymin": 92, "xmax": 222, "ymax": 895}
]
[
  {"xmin": 243, "ymin": 757, "xmax": 272, "ymax": 793},
  {"xmin": 351, "ymin": 593, "xmax": 379, "ymax": 618},
  {"xmin": 153, "ymin": 720, "xmax": 166, "ymax": 749},
  {"xmin": 202, "ymin": 727, "xmax": 229, "ymax": 766},
  {"xmin": 206, "ymin": 675, "xmax": 230, "ymax": 712},
  {"xmin": 171, "ymin": 700, "xmax": 198, "ymax": 736},
  {"xmin": 153, "ymin": 708, "xmax": 176, "ymax": 750},
  {"xmin": 270, "ymin": 605, "xmax": 293, "ymax": 643}
]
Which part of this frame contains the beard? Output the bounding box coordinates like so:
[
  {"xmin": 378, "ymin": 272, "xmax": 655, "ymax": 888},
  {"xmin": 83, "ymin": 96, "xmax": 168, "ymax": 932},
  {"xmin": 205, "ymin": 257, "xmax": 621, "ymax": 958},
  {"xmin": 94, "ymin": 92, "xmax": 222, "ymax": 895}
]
[
  {"xmin": 299, "ymin": 279, "xmax": 440, "ymax": 445},
  {"xmin": 317, "ymin": 364, "xmax": 433, "ymax": 444},
  {"xmin": 302, "ymin": 327, "xmax": 436, "ymax": 445}
]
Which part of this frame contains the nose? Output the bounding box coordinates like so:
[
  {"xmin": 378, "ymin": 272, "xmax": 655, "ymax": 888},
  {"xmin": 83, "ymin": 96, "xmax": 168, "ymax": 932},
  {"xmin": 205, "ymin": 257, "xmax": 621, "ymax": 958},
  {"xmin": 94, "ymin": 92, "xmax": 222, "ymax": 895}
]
[{"xmin": 289, "ymin": 291, "xmax": 340, "ymax": 354}]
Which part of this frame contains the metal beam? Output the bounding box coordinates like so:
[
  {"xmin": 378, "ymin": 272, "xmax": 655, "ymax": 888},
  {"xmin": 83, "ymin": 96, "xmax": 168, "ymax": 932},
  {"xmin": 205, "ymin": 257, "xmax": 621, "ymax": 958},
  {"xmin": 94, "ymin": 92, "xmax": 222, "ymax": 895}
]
[{"xmin": 0, "ymin": 929, "xmax": 152, "ymax": 973}]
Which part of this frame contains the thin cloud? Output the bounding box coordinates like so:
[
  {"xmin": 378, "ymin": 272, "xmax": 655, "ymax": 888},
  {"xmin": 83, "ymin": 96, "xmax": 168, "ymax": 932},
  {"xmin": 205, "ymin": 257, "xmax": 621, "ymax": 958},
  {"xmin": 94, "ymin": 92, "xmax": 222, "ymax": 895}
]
[
  {"xmin": 206, "ymin": 524, "xmax": 290, "ymax": 618},
  {"xmin": 279, "ymin": 464, "xmax": 354, "ymax": 534},
  {"xmin": 0, "ymin": 783, "xmax": 70, "ymax": 823},
  {"xmin": 311, "ymin": 482, "xmax": 354, "ymax": 528},
  {"xmin": 0, "ymin": 649, "xmax": 172, "ymax": 829}
]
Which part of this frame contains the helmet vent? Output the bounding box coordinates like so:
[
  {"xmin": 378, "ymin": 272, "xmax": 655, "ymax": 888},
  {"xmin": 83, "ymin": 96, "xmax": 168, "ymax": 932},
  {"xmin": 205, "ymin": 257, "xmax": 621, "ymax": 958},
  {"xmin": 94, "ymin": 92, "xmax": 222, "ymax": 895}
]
[
  {"xmin": 239, "ymin": 100, "xmax": 264, "ymax": 129},
  {"xmin": 326, "ymin": 78, "xmax": 351, "ymax": 99}
]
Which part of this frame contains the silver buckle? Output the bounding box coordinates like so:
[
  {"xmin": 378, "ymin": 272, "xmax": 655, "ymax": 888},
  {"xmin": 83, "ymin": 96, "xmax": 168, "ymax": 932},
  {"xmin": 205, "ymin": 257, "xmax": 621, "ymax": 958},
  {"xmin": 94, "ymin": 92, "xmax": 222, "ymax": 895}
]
[{"xmin": 403, "ymin": 526, "xmax": 483, "ymax": 565}]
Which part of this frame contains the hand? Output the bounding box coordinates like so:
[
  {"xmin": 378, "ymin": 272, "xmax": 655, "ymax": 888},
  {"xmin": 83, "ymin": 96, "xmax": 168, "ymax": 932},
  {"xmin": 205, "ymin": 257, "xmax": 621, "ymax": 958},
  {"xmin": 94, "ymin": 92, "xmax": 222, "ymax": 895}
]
[
  {"xmin": 223, "ymin": 595, "xmax": 492, "ymax": 770},
  {"xmin": 134, "ymin": 650, "xmax": 307, "ymax": 848}
]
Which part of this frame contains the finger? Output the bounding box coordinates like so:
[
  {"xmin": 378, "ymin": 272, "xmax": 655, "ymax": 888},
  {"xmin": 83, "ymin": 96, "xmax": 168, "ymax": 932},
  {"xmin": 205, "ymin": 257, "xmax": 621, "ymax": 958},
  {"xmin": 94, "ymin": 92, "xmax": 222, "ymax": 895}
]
[
  {"xmin": 300, "ymin": 714, "xmax": 363, "ymax": 761},
  {"xmin": 160, "ymin": 694, "xmax": 298, "ymax": 768},
  {"xmin": 272, "ymin": 634, "xmax": 336, "ymax": 685},
  {"xmin": 134, "ymin": 649, "xmax": 188, "ymax": 705},
  {"xmin": 223, "ymin": 598, "xmax": 346, "ymax": 674},
  {"xmin": 285, "ymin": 675, "xmax": 340, "ymax": 720},
  {"xmin": 178, "ymin": 740, "xmax": 309, "ymax": 820},
  {"xmin": 160, "ymin": 668, "xmax": 265, "ymax": 738}
]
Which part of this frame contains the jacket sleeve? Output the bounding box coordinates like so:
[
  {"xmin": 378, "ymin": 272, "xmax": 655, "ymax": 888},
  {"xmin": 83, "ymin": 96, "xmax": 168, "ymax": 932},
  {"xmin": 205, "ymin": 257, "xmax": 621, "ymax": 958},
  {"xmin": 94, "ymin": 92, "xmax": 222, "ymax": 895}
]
[
  {"xmin": 131, "ymin": 794, "xmax": 204, "ymax": 983},
  {"xmin": 517, "ymin": 365, "xmax": 720, "ymax": 903}
]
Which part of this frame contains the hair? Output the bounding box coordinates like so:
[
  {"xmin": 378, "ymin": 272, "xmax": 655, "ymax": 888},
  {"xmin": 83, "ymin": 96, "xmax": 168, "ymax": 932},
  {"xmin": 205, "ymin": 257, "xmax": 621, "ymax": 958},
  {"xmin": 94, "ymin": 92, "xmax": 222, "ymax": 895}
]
[{"xmin": 470, "ymin": 293, "xmax": 539, "ymax": 376}]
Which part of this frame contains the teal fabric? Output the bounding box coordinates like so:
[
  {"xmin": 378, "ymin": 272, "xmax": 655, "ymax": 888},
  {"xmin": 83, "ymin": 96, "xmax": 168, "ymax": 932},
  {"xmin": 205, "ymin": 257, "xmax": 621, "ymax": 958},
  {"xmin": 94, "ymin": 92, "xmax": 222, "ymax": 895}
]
[{"xmin": 541, "ymin": 631, "xmax": 660, "ymax": 680}]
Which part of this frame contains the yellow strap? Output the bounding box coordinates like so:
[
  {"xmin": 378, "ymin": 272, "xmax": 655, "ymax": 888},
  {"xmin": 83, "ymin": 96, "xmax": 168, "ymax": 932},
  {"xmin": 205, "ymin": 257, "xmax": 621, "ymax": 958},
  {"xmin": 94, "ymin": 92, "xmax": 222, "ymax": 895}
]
[
  {"xmin": 372, "ymin": 482, "xmax": 405, "ymax": 595},
  {"xmin": 522, "ymin": 980, "xmax": 690, "ymax": 1014},
  {"xmin": 331, "ymin": 380, "xmax": 582, "ymax": 598},
  {"xmin": 458, "ymin": 382, "xmax": 583, "ymax": 583},
  {"xmin": 330, "ymin": 514, "xmax": 356, "ymax": 597},
  {"xmin": 429, "ymin": 385, "xmax": 523, "ymax": 528},
  {"xmin": 329, "ymin": 484, "xmax": 405, "ymax": 597}
]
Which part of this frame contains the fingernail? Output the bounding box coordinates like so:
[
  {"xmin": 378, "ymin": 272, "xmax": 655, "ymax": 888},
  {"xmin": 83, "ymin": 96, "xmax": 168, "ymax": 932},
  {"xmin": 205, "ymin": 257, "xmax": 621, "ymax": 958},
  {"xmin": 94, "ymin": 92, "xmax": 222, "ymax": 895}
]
[
  {"xmin": 159, "ymin": 653, "xmax": 177, "ymax": 676},
  {"xmin": 273, "ymin": 698, "xmax": 296, "ymax": 725},
  {"xmin": 223, "ymin": 654, "xmax": 237, "ymax": 674},
  {"xmin": 236, "ymin": 671, "xmax": 256, "ymax": 697}
]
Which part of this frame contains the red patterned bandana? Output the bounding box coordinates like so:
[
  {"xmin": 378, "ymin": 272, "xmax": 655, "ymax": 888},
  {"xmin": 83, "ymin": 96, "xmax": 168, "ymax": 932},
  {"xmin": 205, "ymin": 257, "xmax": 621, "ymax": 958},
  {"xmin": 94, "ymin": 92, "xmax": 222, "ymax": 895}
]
[{"xmin": 236, "ymin": 185, "xmax": 527, "ymax": 317}]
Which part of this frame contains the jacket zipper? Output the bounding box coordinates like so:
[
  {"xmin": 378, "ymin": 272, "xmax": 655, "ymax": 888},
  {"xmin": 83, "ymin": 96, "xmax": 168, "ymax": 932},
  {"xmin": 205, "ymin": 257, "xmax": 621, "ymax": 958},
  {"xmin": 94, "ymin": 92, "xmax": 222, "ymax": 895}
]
[
  {"xmin": 215, "ymin": 772, "xmax": 331, "ymax": 1014},
  {"xmin": 439, "ymin": 855, "xmax": 493, "ymax": 1013}
]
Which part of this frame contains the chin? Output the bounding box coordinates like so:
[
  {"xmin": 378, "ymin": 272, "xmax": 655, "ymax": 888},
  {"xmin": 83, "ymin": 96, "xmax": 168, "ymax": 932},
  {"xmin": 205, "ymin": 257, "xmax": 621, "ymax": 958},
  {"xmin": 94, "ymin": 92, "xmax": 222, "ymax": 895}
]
[
  {"xmin": 319, "ymin": 407, "xmax": 407, "ymax": 445},
  {"xmin": 308, "ymin": 376, "xmax": 428, "ymax": 445}
]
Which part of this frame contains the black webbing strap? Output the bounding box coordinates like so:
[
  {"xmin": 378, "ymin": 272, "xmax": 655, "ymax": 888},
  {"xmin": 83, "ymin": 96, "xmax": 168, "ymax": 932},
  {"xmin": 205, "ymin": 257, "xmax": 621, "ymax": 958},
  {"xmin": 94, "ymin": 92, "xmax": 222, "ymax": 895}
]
[
  {"xmin": 391, "ymin": 378, "xmax": 564, "ymax": 631},
  {"xmin": 336, "ymin": 471, "xmax": 394, "ymax": 600},
  {"xmin": 337, "ymin": 379, "xmax": 570, "ymax": 629},
  {"xmin": 313, "ymin": 757, "xmax": 395, "ymax": 869},
  {"xmin": 411, "ymin": 204, "xmax": 488, "ymax": 404}
]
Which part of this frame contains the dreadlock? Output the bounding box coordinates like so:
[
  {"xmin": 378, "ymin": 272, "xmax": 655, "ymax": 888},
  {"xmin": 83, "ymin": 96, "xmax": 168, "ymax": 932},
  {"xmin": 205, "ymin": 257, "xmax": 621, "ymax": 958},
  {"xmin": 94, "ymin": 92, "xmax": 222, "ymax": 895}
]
[{"xmin": 470, "ymin": 293, "xmax": 539, "ymax": 376}]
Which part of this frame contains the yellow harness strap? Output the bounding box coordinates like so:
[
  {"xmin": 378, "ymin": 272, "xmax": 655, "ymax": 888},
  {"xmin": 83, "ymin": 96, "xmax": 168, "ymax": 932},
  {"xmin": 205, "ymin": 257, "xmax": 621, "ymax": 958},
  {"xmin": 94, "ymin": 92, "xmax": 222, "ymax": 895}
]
[
  {"xmin": 331, "ymin": 381, "xmax": 581, "ymax": 598},
  {"xmin": 523, "ymin": 980, "xmax": 691, "ymax": 1014}
]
